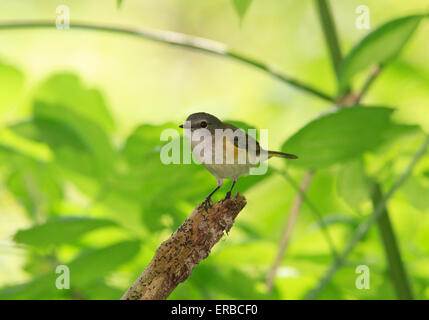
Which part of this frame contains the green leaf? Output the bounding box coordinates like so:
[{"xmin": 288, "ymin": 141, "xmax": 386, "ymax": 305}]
[
  {"xmin": 14, "ymin": 217, "xmax": 117, "ymax": 247},
  {"xmin": 10, "ymin": 100, "xmax": 116, "ymax": 186},
  {"xmin": 81, "ymin": 280, "xmax": 124, "ymax": 299},
  {"xmin": 67, "ymin": 241, "xmax": 140, "ymax": 287},
  {"xmin": 0, "ymin": 241, "xmax": 139, "ymax": 299},
  {"xmin": 188, "ymin": 263, "xmax": 277, "ymax": 299},
  {"xmin": 0, "ymin": 127, "xmax": 53, "ymax": 163},
  {"xmin": 379, "ymin": 122, "xmax": 421, "ymax": 146},
  {"xmin": 9, "ymin": 73, "xmax": 117, "ymax": 191},
  {"xmin": 401, "ymin": 176, "xmax": 429, "ymax": 211},
  {"xmin": 117, "ymin": 0, "xmax": 123, "ymax": 8},
  {"xmin": 7, "ymin": 162, "xmax": 62, "ymax": 219},
  {"xmin": 281, "ymin": 107, "xmax": 394, "ymax": 168},
  {"xmin": 337, "ymin": 159, "xmax": 370, "ymax": 208},
  {"xmin": 232, "ymin": 0, "xmax": 253, "ymax": 21},
  {"xmin": 35, "ymin": 73, "xmax": 115, "ymax": 133},
  {"xmin": 339, "ymin": 15, "xmax": 423, "ymax": 92},
  {"xmin": 33, "ymin": 100, "xmax": 116, "ymax": 176},
  {"xmin": 0, "ymin": 274, "xmax": 59, "ymax": 300},
  {"xmin": 122, "ymin": 123, "xmax": 177, "ymax": 165}
]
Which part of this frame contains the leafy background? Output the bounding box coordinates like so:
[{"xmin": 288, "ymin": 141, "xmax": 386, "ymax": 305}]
[{"xmin": 1, "ymin": 0, "xmax": 429, "ymax": 300}]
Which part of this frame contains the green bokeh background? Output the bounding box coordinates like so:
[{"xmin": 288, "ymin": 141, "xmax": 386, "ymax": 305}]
[{"xmin": 0, "ymin": 0, "xmax": 429, "ymax": 299}]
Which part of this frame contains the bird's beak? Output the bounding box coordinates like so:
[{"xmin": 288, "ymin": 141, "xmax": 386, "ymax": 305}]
[{"xmin": 179, "ymin": 124, "xmax": 183, "ymax": 128}]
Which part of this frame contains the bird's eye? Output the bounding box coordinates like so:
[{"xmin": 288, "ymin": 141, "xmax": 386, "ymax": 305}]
[{"xmin": 200, "ymin": 121, "xmax": 208, "ymax": 128}]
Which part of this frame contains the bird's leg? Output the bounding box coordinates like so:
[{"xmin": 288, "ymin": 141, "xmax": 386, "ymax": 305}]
[
  {"xmin": 203, "ymin": 186, "xmax": 220, "ymax": 209},
  {"xmin": 224, "ymin": 178, "xmax": 237, "ymax": 200},
  {"xmin": 203, "ymin": 178, "xmax": 223, "ymax": 212}
]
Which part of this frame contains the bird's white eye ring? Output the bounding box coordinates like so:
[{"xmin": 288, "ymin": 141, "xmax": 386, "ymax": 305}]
[{"xmin": 200, "ymin": 121, "xmax": 208, "ymax": 128}]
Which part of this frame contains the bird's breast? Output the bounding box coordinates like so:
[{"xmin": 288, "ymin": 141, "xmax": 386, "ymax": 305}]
[
  {"xmin": 203, "ymin": 163, "xmax": 252, "ymax": 179},
  {"xmin": 187, "ymin": 130, "xmax": 262, "ymax": 178}
]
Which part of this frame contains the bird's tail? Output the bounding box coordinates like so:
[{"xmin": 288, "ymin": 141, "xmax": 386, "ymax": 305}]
[{"xmin": 268, "ymin": 150, "xmax": 298, "ymax": 159}]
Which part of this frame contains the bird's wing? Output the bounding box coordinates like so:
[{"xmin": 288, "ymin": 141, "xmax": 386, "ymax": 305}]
[{"xmin": 223, "ymin": 123, "xmax": 261, "ymax": 156}]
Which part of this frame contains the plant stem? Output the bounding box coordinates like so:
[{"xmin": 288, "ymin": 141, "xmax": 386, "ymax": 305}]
[
  {"xmin": 0, "ymin": 21, "xmax": 335, "ymax": 102},
  {"xmin": 275, "ymin": 168, "xmax": 338, "ymax": 259},
  {"xmin": 267, "ymin": 167, "xmax": 342, "ymax": 292},
  {"xmin": 266, "ymin": 0, "xmax": 345, "ymax": 291},
  {"xmin": 355, "ymin": 65, "xmax": 383, "ymax": 104},
  {"xmin": 305, "ymin": 135, "xmax": 429, "ymax": 299},
  {"xmin": 266, "ymin": 170, "xmax": 314, "ymax": 291},
  {"xmin": 371, "ymin": 182, "xmax": 414, "ymax": 299},
  {"xmin": 314, "ymin": 0, "xmax": 343, "ymax": 81}
]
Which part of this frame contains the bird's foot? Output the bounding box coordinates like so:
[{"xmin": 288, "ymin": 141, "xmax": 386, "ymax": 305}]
[
  {"xmin": 223, "ymin": 191, "xmax": 231, "ymax": 201},
  {"xmin": 202, "ymin": 197, "xmax": 213, "ymax": 212}
]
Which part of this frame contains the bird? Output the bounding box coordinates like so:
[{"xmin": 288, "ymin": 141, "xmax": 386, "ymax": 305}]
[{"xmin": 179, "ymin": 112, "xmax": 298, "ymax": 209}]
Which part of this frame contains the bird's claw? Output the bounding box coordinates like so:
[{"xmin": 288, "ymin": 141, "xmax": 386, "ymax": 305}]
[
  {"xmin": 223, "ymin": 191, "xmax": 231, "ymax": 201},
  {"xmin": 202, "ymin": 197, "xmax": 213, "ymax": 212}
]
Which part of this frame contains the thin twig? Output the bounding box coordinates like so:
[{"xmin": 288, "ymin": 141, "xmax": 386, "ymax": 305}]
[
  {"xmin": 266, "ymin": 0, "xmax": 344, "ymax": 292},
  {"xmin": 0, "ymin": 21, "xmax": 335, "ymax": 103},
  {"xmin": 305, "ymin": 135, "xmax": 429, "ymax": 299},
  {"xmin": 276, "ymin": 168, "xmax": 338, "ymax": 259},
  {"xmin": 354, "ymin": 65, "xmax": 383, "ymax": 104},
  {"xmin": 265, "ymin": 170, "xmax": 314, "ymax": 291}
]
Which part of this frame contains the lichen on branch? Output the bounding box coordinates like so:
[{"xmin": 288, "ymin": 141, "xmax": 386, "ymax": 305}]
[{"xmin": 121, "ymin": 194, "xmax": 247, "ymax": 300}]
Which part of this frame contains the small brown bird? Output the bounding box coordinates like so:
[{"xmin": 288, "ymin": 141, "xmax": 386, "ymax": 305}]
[{"xmin": 180, "ymin": 112, "xmax": 298, "ymax": 208}]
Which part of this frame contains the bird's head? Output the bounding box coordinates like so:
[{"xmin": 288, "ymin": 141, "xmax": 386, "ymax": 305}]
[{"xmin": 179, "ymin": 112, "xmax": 222, "ymax": 134}]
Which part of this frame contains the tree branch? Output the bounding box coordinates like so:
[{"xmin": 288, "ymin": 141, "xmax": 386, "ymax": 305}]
[
  {"xmin": 121, "ymin": 194, "xmax": 246, "ymax": 300},
  {"xmin": 0, "ymin": 21, "xmax": 334, "ymax": 103}
]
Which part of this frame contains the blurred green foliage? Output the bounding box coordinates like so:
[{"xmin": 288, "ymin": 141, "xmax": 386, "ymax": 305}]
[
  {"xmin": 0, "ymin": 0, "xmax": 429, "ymax": 300},
  {"xmin": 232, "ymin": 0, "xmax": 254, "ymax": 22},
  {"xmin": 339, "ymin": 15, "xmax": 423, "ymax": 92}
]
